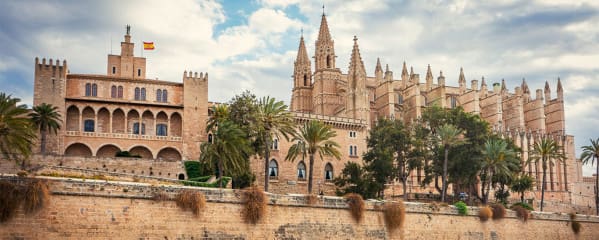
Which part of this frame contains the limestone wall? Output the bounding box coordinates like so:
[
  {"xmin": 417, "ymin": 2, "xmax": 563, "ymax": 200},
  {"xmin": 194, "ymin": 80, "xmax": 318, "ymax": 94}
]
[{"xmin": 1, "ymin": 177, "xmax": 598, "ymax": 240}]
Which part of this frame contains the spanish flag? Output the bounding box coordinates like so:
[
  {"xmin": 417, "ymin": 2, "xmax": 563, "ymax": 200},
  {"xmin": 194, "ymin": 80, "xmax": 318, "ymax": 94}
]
[{"xmin": 143, "ymin": 41, "xmax": 155, "ymax": 50}]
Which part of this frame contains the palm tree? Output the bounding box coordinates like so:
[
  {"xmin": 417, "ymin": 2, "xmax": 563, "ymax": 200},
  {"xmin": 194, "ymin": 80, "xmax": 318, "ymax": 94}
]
[
  {"xmin": 29, "ymin": 103, "xmax": 61, "ymax": 155},
  {"xmin": 510, "ymin": 174, "xmax": 535, "ymax": 203},
  {"xmin": 527, "ymin": 137, "xmax": 565, "ymax": 211},
  {"xmin": 206, "ymin": 105, "xmax": 229, "ymax": 132},
  {"xmin": 479, "ymin": 138, "xmax": 518, "ymax": 204},
  {"xmin": 285, "ymin": 120, "xmax": 341, "ymax": 194},
  {"xmin": 434, "ymin": 123, "xmax": 467, "ymax": 202},
  {"xmin": 200, "ymin": 120, "xmax": 251, "ymax": 188},
  {"xmin": 255, "ymin": 97, "xmax": 295, "ymax": 192},
  {"xmin": 0, "ymin": 93, "xmax": 36, "ymax": 166},
  {"xmin": 580, "ymin": 138, "xmax": 599, "ymax": 215}
]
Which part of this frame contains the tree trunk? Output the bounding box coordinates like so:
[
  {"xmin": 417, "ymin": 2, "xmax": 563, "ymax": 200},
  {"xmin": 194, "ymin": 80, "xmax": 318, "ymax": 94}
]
[
  {"xmin": 484, "ymin": 172, "xmax": 493, "ymax": 204},
  {"xmin": 308, "ymin": 154, "xmax": 315, "ymax": 194},
  {"xmin": 264, "ymin": 138, "xmax": 270, "ymax": 192},
  {"xmin": 40, "ymin": 129, "xmax": 47, "ymax": 155},
  {"xmin": 520, "ymin": 192, "xmax": 524, "ymax": 203},
  {"xmin": 541, "ymin": 159, "xmax": 547, "ymax": 212},
  {"xmin": 218, "ymin": 159, "xmax": 224, "ymax": 189},
  {"xmin": 441, "ymin": 146, "xmax": 449, "ymax": 202},
  {"xmin": 402, "ymin": 178, "xmax": 408, "ymax": 201}
]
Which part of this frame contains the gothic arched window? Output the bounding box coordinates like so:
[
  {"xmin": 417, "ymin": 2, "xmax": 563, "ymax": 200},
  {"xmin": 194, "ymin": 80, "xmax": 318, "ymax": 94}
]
[
  {"xmin": 269, "ymin": 159, "xmax": 278, "ymax": 179},
  {"xmin": 85, "ymin": 83, "xmax": 91, "ymax": 96},
  {"xmin": 111, "ymin": 85, "xmax": 117, "ymax": 98},
  {"xmin": 303, "ymin": 74, "xmax": 308, "ymax": 86},
  {"xmin": 325, "ymin": 163, "xmax": 333, "ymax": 181},
  {"xmin": 134, "ymin": 87, "xmax": 140, "ymax": 100},
  {"xmin": 140, "ymin": 88, "xmax": 146, "ymax": 101},
  {"xmin": 162, "ymin": 89, "xmax": 168, "ymax": 102},
  {"xmin": 326, "ymin": 55, "xmax": 331, "ymax": 68},
  {"xmin": 91, "ymin": 84, "xmax": 97, "ymax": 97},
  {"xmin": 117, "ymin": 86, "xmax": 123, "ymax": 98},
  {"xmin": 156, "ymin": 89, "xmax": 162, "ymax": 102},
  {"xmin": 297, "ymin": 161, "xmax": 306, "ymax": 180}
]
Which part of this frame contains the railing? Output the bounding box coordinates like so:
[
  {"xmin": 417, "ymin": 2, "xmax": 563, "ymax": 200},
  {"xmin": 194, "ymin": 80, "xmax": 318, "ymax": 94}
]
[{"xmin": 64, "ymin": 131, "xmax": 183, "ymax": 142}]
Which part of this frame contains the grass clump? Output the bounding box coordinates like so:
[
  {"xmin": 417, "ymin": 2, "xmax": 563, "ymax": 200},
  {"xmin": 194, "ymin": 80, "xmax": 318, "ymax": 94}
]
[
  {"xmin": 22, "ymin": 180, "xmax": 50, "ymax": 214},
  {"xmin": 511, "ymin": 202, "xmax": 534, "ymax": 211},
  {"xmin": 345, "ymin": 193, "xmax": 365, "ymax": 223},
  {"xmin": 490, "ymin": 203, "xmax": 506, "ymax": 220},
  {"xmin": 175, "ymin": 190, "xmax": 206, "ymax": 216},
  {"xmin": 0, "ymin": 179, "xmax": 52, "ymax": 222},
  {"xmin": 242, "ymin": 186, "xmax": 267, "ymax": 224},
  {"xmin": 454, "ymin": 201, "xmax": 468, "ymax": 215},
  {"xmin": 0, "ymin": 181, "xmax": 20, "ymax": 222},
  {"xmin": 570, "ymin": 213, "xmax": 581, "ymax": 235},
  {"xmin": 306, "ymin": 194, "xmax": 318, "ymax": 205},
  {"xmin": 383, "ymin": 201, "xmax": 406, "ymax": 232},
  {"xmin": 478, "ymin": 206, "xmax": 493, "ymax": 222},
  {"xmin": 511, "ymin": 205, "xmax": 530, "ymax": 222}
]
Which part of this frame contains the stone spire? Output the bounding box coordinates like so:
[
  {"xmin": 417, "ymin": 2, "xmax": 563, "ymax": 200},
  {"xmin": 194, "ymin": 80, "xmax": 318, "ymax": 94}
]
[
  {"xmin": 296, "ymin": 35, "xmax": 309, "ymax": 66},
  {"xmin": 348, "ymin": 36, "xmax": 366, "ymax": 85},
  {"xmin": 438, "ymin": 70, "xmax": 445, "ymax": 86},
  {"xmin": 544, "ymin": 80, "xmax": 551, "ymax": 101},
  {"xmin": 501, "ymin": 78, "xmax": 507, "ymax": 93},
  {"xmin": 481, "ymin": 76, "xmax": 488, "ymax": 95},
  {"xmin": 557, "ymin": 77, "xmax": 563, "ymax": 100},
  {"xmin": 458, "ymin": 67, "xmax": 466, "ymax": 91},
  {"xmin": 401, "ymin": 61, "xmax": 409, "ymax": 83},
  {"xmin": 425, "ymin": 64, "xmax": 433, "ymax": 90},
  {"xmin": 346, "ymin": 36, "xmax": 369, "ymax": 121},
  {"xmin": 521, "ymin": 78, "xmax": 529, "ymax": 94},
  {"xmin": 293, "ymin": 35, "xmax": 311, "ymax": 87},
  {"xmin": 375, "ymin": 58, "xmax": 383, "ymax": 82},
  {"xmin": 384, "ymin": 64, "xmax": 393, "ymax": 81},
  {"xmin": 314, "ymin": 12, "xmax": 335, "ymax": 71}
]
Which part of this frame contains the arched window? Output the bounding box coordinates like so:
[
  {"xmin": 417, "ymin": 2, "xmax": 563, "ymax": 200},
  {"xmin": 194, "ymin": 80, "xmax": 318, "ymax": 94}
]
[
  {"xmin": 162, "ymin": 89, "xmax": 167, "ymax": 102},
  {"xmin": 208, "ymin": 133, "xmax": 213, "ymax": 143},
  {"xmin": 112, "ymin": 66, "xmax": 116, "ymax": 74},
  {"xmin": 297, "ymin": 161, "xmax": 306, "ymax": 180},
  {"xmin": 353, "ymin": 146, "xmax": 357, "ymax": 156},
  {"xmin": 156, "ymin": 124, "xmax": 168, "ymax": 136},
  {"xmin": 349, "ymin": 145, "xmax": 353, "ymax": 156},
  {"xmin": 269, "ymin": 159, "xmax": 278, "ymax": 179},
  {"xmin": 272, "ymin": 138, "xmax": 279, "ymax": 150},
  {"xmin": 91, "ymin": 84, "xmax": 97, "ymax": 97},
  {"xmin": 133, "ymin": 122, "xmax": 146, "ymax": 135},
  {"xmin": 303, "ymin": 74, "xmax": 308, "ymax": 86},
  {"xmin": 140, "ymin": 88, "xmax": 146, "ymax": 101},
  {"xmin": 156, "ymin": 89, "xmax": 162, "ymax": 102},
  {"xmin": 450, "ymin": 96, "xmax": 457, "ymax": 108},
  {"xmin": 134, "ymin": 87, "xmax": 140, "ymax": 100},
  {"xmin": 396, "ymin": 93, "xmax": 403, "ymax": 104},
  {"xmin": 326, "ymin": 55, "xmax": 331, "ymax": 68},
  {"xmin": 85, "ymin": 83, "xmax": 91, "ymax": 96},
  {"xmin": 111, "ymin": 85, "xmax": 117, "ymax": 98},
  {"xmin": 137, "ymin": 69, "xmax": 141, "ymax": 77},
  {"xmin": 117, "ymin": 86, "xmax": 123, "ymax": 98},
  {"xmin": 84, "ymin": 119, "xmax": 95, "ymax": 132},
  {"xmin": 325, "ymin": 163, "xmax": 333, "ymax": 181}
]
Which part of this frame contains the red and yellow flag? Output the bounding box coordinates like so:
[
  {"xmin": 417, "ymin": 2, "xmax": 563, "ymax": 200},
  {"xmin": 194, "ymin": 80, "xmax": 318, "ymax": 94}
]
[{"xmin": 143, "ymin": 41, "xmax": 155, "ymax": 50}]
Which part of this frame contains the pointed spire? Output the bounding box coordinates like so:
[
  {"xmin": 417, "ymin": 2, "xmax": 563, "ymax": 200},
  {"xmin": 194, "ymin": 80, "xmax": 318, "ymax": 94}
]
[
  {"xmin": 481, "ymin": 76, "xmax": 487, "ymax": 86},
  {"xmin": 401, "ymin": 61, "xmax": 408, "ymax": 78},
  {"xmin": 481, "ymin": 76, "xmax": 488, "ymax": 94},
  {"xmin": 375, "ymin": 58, "xmax": 382, "ymax": 72},
  {"xmin": 295, "ymin": 35, "xmax": 310, "ymax": 64},
  {"xmin": 426, "ymin": 64, "xmax": 433, "ymax": 89},
  {"xmin": 317, "ymin": 12, "xmax": 332, "ymax": 43},
  {"xmin": 348, "ymin": 35, "xmax": 366, "ymax": 82},
  {"xmin": 458, "ymin": 67, "xmax": 466, "ymax": 85},
  {"xmin": 386, "ymin": 64, "xmax": 389, "ymax": 72},
  {"xmin": 544, "ymin": 80, "xmax": 551, "ymax": 101},
  {"xmin": 438, "ymin": 70, "xmax": 446, "ymax": 86},
  {"xmin": 521, "ymin": 78, "xmax": 529, "ymax": 93},
  {"xmin": 501, "ymin": 78, "xmax": 507, "ymax": 91},
  {"xmin": 557, "ymin": 77, "xmax": 563, "ymax": 100},
  {"xmin": 375, "ymin": 58, "xmax": 383, "ymax": 81}
]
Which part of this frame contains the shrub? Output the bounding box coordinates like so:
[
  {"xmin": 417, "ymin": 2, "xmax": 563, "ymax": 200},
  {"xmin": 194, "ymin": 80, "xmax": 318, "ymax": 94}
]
[
  {"xmin": 306, "ymin": 194, "xmax": 318, "ymax": 205},
  {"xmin": 115, "ymin": 151, "xmax": 142, "ymax": 158},
  {"xmin": 345, "ymin": 193, "xmax": 365, "ymax": 223},
  {"xmin": 478, "ymin": 206, "xmax": 493, "ymax": 222},
  {"xmin": 242, "ymin": 186, "xmax": 267, "ymax": 224},
  {"xmin": 569, "ymin": 212, "xmax": 577, "ymax": 221},
  {"xmin": 183, "ymin": 161, "xmax": 207, "ymax": 179},
  {"xmin": 511, "ymin": 202, "xmax": 534, "ymax": 211},
  {"xmin": 490, "ymin": 203, "xmax": 506, "ymax": 220},
  {"xmin": 383, "ymin": 201, "xmax": 406, "ymax": 231},
  {"xmin": 454, "ymin": 201, "xmax": 468, "ymax": 215},
  {"xmin": 512, "ymin": 205, "xmax": 530, "ymax": 222},
  {"xmin": 0, "ymin": 181, "xmax": 20, "ymax": 222},
  {"xmin": 181, "ymin": 177, "xmax": 231, "ymax": 188},
  {"xmin": 175, "ymin": 190, "xmax": 206, "ymax": 216},
  {"xmin": 571, "ymin": 220, "xmax": 581, "ymax": 235},
  {"xmin": 22, "ymin": 179, "xmax": 50, "ymax": 214}
]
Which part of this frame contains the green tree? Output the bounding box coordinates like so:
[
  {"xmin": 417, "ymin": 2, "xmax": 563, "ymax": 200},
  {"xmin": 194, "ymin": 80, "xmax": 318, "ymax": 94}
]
[
  {"xmin": 200, "ymin": 120, "xmax": 251, "ymax": 188},
  {"xmin": 479, "ymin": 138, "xmax": 519, "ymax": 204},
  {"xmin": 0, "ymin": 93, "xmax": 36, "ymax": 167},
  {"xmin": 580, "ymin": 138, "xmax": 599, "ymax": 215},
  {"xmin": 255, "ymin": 97, "xmax": 295, "ymax": 192},
  {"xmin": 510, "ymin": 174, "xmax": 535, "ymax": 203},
  {"xmin": 286, "ymin": 121, "xmax": 341, "ymax": 194},
  {"xmin": 434, "ymin": 123, "xmax": 467, "ymax": 202},
  {"xmin": 527, "ymin": 137, "xmax": 565, "ymax": 211},
  {"xmin": 334, "ymin": 161, "xmax": 379, "ymax": 199},
  {"xmin": 206, "ymin": 105, "xmax": 229, "ymax": 133},
  {"xmin": 29, "ymin": 103, "xmax": 61, "ymax": 155}
]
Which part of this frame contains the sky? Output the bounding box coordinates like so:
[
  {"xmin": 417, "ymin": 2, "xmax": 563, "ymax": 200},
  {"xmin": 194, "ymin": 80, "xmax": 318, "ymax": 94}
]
[{"xmin": 0, "ymin": 0, "xmax": 598, "ymax": 175}]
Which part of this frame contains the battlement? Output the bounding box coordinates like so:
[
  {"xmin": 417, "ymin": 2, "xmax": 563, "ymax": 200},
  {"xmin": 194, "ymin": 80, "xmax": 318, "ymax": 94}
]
[
  {"xmin": 182, "ymin": 70, "xmax": 208, "ymax": 84},
  {"xmin": 35, "ymin": 57, "xmax": 67, "ymax": 69}
]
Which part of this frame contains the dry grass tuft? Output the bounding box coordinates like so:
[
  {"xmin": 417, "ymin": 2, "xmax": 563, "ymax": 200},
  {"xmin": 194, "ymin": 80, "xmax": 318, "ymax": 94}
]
[
  {"xmin": 383, "ymin": 201, "xmax": 406, "ymax": 232},
  {"xmin": 242, "ymin": 186, "xmax": 267, "ymax": 224},
  {"xmin": 22, "ymin": 179, "xmax": 50, "ymax": 214},
  {"xmin": 429, "ymin": 202, "xmax": 441, "ymax": 212},
  {"xmin": 490, "ymin": 203, "xmax": 506, "ymax": 220},
  {"xmin": 152, "ymin": 191, "xmax": 171, "ymax": 202},
  {"xmin": 0, "ymin": 181, "xmax": 20, "ymax": 222},
  {"xmin": 478, "ymin": 206, "xmax": 493, "ymax": 222},
  {"xmin": 175, "ymin": 190, "xmax": 206, "ymax": 216},
  {"xmin": 306, "ymin": 194, "xmax": 318, "ymax": 205},
  {"xmin": 345, "ymin": 193, "xmax": 365, "ymax": 223},
  {"xmin": 511, "ymin": 205, "xmax": 530, "ymax": 222},
  {"xmin": 571, "ymin": 220, "xmax": 581, "ymax": 235},
  {"xmin": 569, "ymin": 212, "xmax": 577, "ymax": 221}
]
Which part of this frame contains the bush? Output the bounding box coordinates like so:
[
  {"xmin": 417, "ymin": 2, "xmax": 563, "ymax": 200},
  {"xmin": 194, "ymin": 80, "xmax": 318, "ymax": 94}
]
[
  {"xmin": 181, "ymin": 177, "xmax": 231, "ymax": 188},
  {"xmin": 511, "ymin": 202, "xmax": 534, "ymax": 211},
  {"xmin": 571, "ymin": 221, "xmax": 581, "ymax": 235},
  {"xmin": 22, "ymin": 180, "xmax": 50, "ymax": 214},
  {"xmin": 175, "ymin": 190, "xmax": 206, "ymax": 216},
  {"xmin": 232, "ymin": 171, "xmax": 255, "ymax": 189},
  {"xmin": 242, "ymin": 186, "xmax": 267, "ymax": 224},
  {"xmin": 454, "ymin": 201, "xmax": 468, "ymax": 215},
  {"xmin": 0, "ymin": 181, "xmax": 20, "ymax": 222},
  {"xmin": 115, "ymin": 151, "xmax": 141, "ymax": 158},
  {"xmin": 383, "ymin": 201, "xmax": 406, "ymax": 231},
  {"xmin": 187, "ymin": 176, "xmax": 212, "ymax": 182},
  {"xmin": 512, "ymin": 205, "xmax": 530, "ymax": 222},
  {"xmin": 183, "ymin": 161, "xmax": 207, "ymax": 179},
  {"xmin": 490, "ymin": 203, "xmax": 506, "ymax": 220},
  {"xmin": 478, "ymin": 206, "xmax": 493, "ymax": 222},
  {"xmin": 345, "ymin": 193, "xmax": 365, "ymax": 223}
]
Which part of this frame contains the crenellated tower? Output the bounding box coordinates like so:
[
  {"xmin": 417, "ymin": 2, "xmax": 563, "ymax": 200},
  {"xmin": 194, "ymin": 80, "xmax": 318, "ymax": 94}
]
[
  {"xmin": 182, "ymin": 71, "xmax": 209, "ymax": 160},
  {"xmin": 290, "ymin": 35, "xmax": 313, "ymax": 113}
]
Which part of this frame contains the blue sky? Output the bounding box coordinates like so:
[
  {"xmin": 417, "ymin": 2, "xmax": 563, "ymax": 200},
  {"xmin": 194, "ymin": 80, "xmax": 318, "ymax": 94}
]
[{"xmin": 1, "ymin": 0, "xmax": 598, "ymax": 175}]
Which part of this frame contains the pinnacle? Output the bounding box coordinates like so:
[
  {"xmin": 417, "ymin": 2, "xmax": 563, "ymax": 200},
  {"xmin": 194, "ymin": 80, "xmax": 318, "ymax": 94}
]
[
  {"xmin": 295, "ymin": 35, "xmax": 310, "ymax": 64},
  {"xmin": 317, "ymin": 13, "xmax": 332, "ymax": 43},
  {"xmin": 375, "ymin": 58, "xmax": 383, "ymax": 72},
  {"xmin": 349, "ymin": 35, "xmax": 365, "ymax": 76}
]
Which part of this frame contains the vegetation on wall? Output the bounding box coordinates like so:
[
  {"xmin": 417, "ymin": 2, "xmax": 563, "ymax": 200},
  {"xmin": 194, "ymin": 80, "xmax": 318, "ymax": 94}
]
[
  {"xmin": 242, "ymin": 186, "xmax": 267, "ymax": 224},
  {"xmin": 175, "ymin": 190, "xmax": 206, "ymax": 216},
  {"xmin": 29, "ymin": 103, "xmax": 61, "ymax": 155},
  {"xmin": 511, "ymin": 205, "xmax": 530, "ymax": 222},
  {"xmin": 490, "ymin": 203, "xmax": 506, "ymax": 220},
  {"xmin": 0, "ymin": 179, "xmax": 51, "ymax": 222},
  {"xmin": 478, "ymin": 206, "xmax": 493, "ymax": 222},
  {"xmin": 115, "ymin": 151, "xmax": 142, "ymax": 158},
  {"xmin": 345, "ymin": 193, "xmax": 365, "ymax": 223},
  {"xmin": 383, "ymin": 201, "xmax": 406, "ymax": 232},
  {"xmin": 570, "ymin": 213, "xmax": 582, "ymax": 235},
  {"xmin": 454, "ymin": 201, "xmax": 468, "ymax": 215}
]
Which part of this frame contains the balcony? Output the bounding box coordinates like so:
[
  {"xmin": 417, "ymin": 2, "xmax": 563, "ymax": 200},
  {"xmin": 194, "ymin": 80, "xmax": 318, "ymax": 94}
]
[{"xmin": 65, "ymin": 131, "xmax": 183, "ymax": 142}]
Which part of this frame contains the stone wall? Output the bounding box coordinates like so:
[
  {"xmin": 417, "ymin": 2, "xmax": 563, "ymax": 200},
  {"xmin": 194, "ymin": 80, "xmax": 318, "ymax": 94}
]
[{"xmin": 1, "ymin": 177, "xmax": 598, "ymax": 240}]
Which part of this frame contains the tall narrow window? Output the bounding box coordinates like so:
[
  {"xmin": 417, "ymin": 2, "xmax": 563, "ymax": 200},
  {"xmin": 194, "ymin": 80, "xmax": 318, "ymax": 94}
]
[
  {"xmin": 112, "ymin": 66, "xmax": 116, "ymax": 74},
  {"xmin": 156, "ymin": 124, "xmax": 168, "ymax": 136},
  {"xmin": 156, "ymin": 89, "xmax": 162, "ymax": 102},
  {"xmin": 85, "ymin": 83, "xmax": 91, "ymax": 96},
  {"xmin": 297, "ymin": 161, "xmax": 306, "ymax": 180},
  {"xmin": 133, "ymin": 122, "xmax": 146, "ymax": 135},
  {"xmin": 117, "ymin": 86, "xmax": 123, "ymax": 98},
  {"xmin": 140, "ymin": 88, "xmax": 146, "ymax": 101},
  {"xmin": 84, "ymin": 119, "xmax": 95, "ymax": 132},
  {"xmin": 451, "ymin": 96, "xmax": 457, "ymax": 108},
  {"xmin": 137, "ymin": 69, "xmax": 141, "ymax": 77},
  {"xmin": 269, "ymin": 159, "xmax": 278, "ymax": 179},
  {"xmin": 349, "ymin": 146, "xmax": 353, "ymax": 156},
  {"xmin": 111, "ymin": 85, "xmax": 117, "ymax": 98},
  {"xmin": 272, "ymin": 139, "xmax": 279, "ymax": 150},
  {"xmin": 303, "ymin": 74, "xmax": 308, "ymax": 86},
  {"xmin": 353, "ymin": 146, "xmax": 357, "ymax": 156},
  {"xmin": 162, "ymin": 89, "xmax": 167, "ymax": 102},
  {"xmin": 134, "ymin": 87, "xmax": 140, "ymax": 100},
  {"xmin": 208, "ymin": 133, "xmax": 213, "ymax": 143},
  {"xmin": 325, "ymin": 163, "xmax": 333, "ymax": 181},
  {"xmin": 91, "ymin": 84, "xmax": 97, "ymax": 97},
  {"xmin": 326, "ymin": 55, "xmax": 331, "ymax": 68}
]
